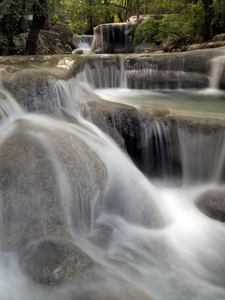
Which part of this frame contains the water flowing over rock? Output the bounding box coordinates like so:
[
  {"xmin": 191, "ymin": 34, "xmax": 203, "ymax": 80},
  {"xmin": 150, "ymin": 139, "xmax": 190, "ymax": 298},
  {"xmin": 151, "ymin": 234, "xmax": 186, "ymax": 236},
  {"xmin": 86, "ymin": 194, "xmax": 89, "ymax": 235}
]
[
  {"xmin": 209, "ymin": 55, "xmax": 225, "ymax": 89},
  {"xmin": 0, "ymin": 117, "xmax": 108, "ymax": 251},
  {"xmin": 19, "ymin": 238, "xmax": 93, "ymax": 285},
  {"xmin": 1, "ymin": 49, "xmax": 225, "ymax": 300},
  {"xmin": 91, "ymin": 23, "xmax": 138, "ymax": 54},
  {"xmin": 73, "ymin": 35, "xmax": 94, "ymax": 54}
]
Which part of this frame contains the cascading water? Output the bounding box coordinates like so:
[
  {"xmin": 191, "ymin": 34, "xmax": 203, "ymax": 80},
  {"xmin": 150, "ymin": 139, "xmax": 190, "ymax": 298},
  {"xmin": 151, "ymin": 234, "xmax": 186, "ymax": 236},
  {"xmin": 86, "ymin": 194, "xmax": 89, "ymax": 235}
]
[
  {"xmin": 91, "ymin": 23, "xmax": 137, "ymax": 54},
  {"xmin": 208, "ymin": 55, "xmax": 225, "ymax": 90},
  {"xmin": 139, "ymin": 117, "xmax": 181, "ymax": 180},
  {"xmin": 0, "ymin": 53, "xmax": 225, "ymax": 300},
  {"xmin": 72, "ymin": 35, "xmax": 94, "ymax": 54}
]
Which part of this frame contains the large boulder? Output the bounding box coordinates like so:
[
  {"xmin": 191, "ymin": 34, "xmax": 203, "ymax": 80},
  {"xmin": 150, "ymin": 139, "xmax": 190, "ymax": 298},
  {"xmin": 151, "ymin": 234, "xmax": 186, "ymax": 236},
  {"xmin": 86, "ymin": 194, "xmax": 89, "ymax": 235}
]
[
  {"xmin": 0, "ymin": 117, "xmax": 107, "ymax": 251},
  {"xmin": 52, "ymin": 26, "xmax": 75, "ymax": 50},
  {"xmin": 195, "ymin": 190, "xmax": 225, "ymax": 222},
  {"xmin": 80, "ymin": 97, "xmax": 142, "ymax": 157},
  {"xmin": 13, "ymin": 29, "xmax": 74, "ymax": 55}
]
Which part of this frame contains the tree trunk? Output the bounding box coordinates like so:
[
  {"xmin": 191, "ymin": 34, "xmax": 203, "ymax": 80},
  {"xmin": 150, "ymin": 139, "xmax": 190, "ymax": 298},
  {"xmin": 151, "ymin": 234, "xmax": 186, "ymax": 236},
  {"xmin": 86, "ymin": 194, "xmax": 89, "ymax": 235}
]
[
  {"xmin": 125, "ymin": 0, "xmax": 130, "ymax": 21},
  {"xmin": 0, "ymin": 2, "xmax": 15, "ymax": 55},
  {"xmin": 25, "ymin": 0, "xmax": 49, "ymax": 55},
  {"xmin": 18, "ymin": 0, "xmax": 27, "ymax": 34},
  {"xmin": 85, "ymin": 0, "xmax": 93, "ymax": 34},
  {"xmin": 136, "ymin": 0, "xmax": 139, "ymax": 22},
  {"xmin": 222, "ymin": 0, "xmax": 225, "ymax": 31},
  {"xmin": 201, "ymin": 0, "xmax": 213, "ymax": 41}
]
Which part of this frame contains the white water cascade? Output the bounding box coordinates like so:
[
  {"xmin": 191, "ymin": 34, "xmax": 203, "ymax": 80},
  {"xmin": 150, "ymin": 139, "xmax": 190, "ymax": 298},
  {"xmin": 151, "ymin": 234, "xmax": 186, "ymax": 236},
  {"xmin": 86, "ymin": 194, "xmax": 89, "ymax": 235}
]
[
  {"xmin": 0, "ymin": 55, "xmax": 225, "ymax": 300},
  {"xmin": 209, "ymin": 56, "xmax": 225, "ymax": 89},
  {"xmin": 72, "ymin": 35, "xmax": 94, "ymax": 54}
]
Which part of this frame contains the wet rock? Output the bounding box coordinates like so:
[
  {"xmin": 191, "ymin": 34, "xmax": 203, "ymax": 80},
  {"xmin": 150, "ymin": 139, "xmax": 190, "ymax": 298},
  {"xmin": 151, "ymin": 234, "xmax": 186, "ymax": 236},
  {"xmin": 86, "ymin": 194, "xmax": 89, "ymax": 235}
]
[
  {"xmin": 80, "ymin": 98, "xmax": 165, "ymax": 228},
  {"xmin": 4, "ymin": 69, "xmax": 59, "ymax": 112},
  {"xmin": 19, "ymin": 237, "xmax": 155, "ymax": 300},
  {"xmin": 0, "ymin": 109, "xmax": 157, "ymax": 300},
  {"xmin": 81, "ymin": 98, "xmax": 142, "ymax": 161},
  {"xmin": 196, "ymin": 190, "xmax": 225, "ymax": 222},
  {"xmin": 124, "ymin": 50, "xmax": 223, "ymax": 74},
  {"xmin": 49, "ymin": 266, "xmax": 155, "ymax": 300},
  {"xmin": 19, "ymin": 238, "xmax": 93, "ymax": 285},
  {"xmin": 126, "ymin": 69, "xmax": 208, "ymax": 89},
  {"xmin": 0, "ymin": 119, "xmax": 107, "ymax": 251},
  {"xmin": 2, "ymin": 57, "xmax": 87, "ymax": 112}
]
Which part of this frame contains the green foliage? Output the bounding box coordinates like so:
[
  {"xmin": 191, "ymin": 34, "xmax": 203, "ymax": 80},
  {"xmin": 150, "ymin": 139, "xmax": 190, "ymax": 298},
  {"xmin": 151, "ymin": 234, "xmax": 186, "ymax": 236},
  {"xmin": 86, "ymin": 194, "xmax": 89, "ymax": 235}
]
[
  {"xmin": 156, "ymin": 0, "xmax": 186, "ymax": 14},
  {"xmin": 134, "ymin": 1, "xmax": 205, "ymax": 48},
  {"xmin": 53, "ymin": 0, "xmax": 141, "ymax": 34},
  {"xmin": 0, "ymin": 33, "xmax": 9, "ymax": 55},
  {"xmin": 134, "ymin": 18, "xmax": 161, "ymax": 44},
  {"xmin": 188, "ymin": 2, "xmax": 205, "ymax": 39},
  {"xmin": 0, "ymin": 0, "xmax": 50, "ymax": 54},
  {"xmin": 212, "ymin": 0, "xmax": 225, "ymax": 34},
  {"xmin": 61, "ymin": 0, "xmax": 125, "ymax": 34},
  {"xmin": 144, "ymin": 0, "xmax": 187, "ymax": 14}
]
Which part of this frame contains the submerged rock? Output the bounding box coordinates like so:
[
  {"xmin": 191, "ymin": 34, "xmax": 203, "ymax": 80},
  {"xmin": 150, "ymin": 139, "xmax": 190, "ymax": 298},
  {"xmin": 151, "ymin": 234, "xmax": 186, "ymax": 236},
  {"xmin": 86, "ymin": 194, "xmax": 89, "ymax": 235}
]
[
  {"xmin": 19, "ymin": 237, "xmax": 155, "ymax": 300},
  {"xmin": 196, "ymin": 190, "xmax": 225, "ymax": 222},
  {"xmin": 19, "ymin": 238, "xmax": 93, "ymax": 285}
]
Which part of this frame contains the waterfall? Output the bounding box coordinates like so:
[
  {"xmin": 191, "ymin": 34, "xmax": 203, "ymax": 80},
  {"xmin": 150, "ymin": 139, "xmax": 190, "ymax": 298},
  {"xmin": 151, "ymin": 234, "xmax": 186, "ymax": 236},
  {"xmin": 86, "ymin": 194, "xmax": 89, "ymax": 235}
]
[
  {"xmin": 140, "ymin": 117, "xmax": 180, "ymax": 180},
  {"xmin": 91, "ymin": 23, "xmax": 137, "ymax": 54},
  {"xmin": 73, "ymin": 56, "xmax": 126, "ymax": 89},
  {"xmin": 0, "ymin": 54, "xmax": 225, "ymax": 300},
  {"xmin": 67, "ymin": 55, "xmax": 208, "ymax": 90},
  {"xmin": 139, "ymin": 116, "xmax": 225, "ymax": 183},
  {"xmin": 0, "ymin": 89, "xmax": 24, "ymax": 121},
  {"xmin": 178, "ymin": 127, "xmax": 225, "ymax": 183},
  {"xmin": 125, "ymin": 57, "xmax": 208, "ymax": 89},
  {"xmin": 72, "ymin": 35, "xmax": 94, "ymax": 54},
  {"xmin": 209, "ymin": 56, "xmax": 225, "ymax": 89}
]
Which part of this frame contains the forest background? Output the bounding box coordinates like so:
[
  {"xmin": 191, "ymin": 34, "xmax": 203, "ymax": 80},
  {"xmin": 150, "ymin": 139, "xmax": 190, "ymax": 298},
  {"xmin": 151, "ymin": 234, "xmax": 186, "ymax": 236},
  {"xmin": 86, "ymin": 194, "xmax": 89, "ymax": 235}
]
[{"xmin": 0, "ymin": 0, "xmax": 225, "ymax": 55}]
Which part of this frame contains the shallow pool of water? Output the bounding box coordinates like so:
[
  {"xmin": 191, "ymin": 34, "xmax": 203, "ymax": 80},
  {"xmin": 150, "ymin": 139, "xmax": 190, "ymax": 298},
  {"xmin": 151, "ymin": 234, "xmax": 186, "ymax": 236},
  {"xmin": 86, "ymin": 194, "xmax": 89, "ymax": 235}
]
[{"xmin": 95, "ymin": 88, "xmax": 225, "ymax": 119}]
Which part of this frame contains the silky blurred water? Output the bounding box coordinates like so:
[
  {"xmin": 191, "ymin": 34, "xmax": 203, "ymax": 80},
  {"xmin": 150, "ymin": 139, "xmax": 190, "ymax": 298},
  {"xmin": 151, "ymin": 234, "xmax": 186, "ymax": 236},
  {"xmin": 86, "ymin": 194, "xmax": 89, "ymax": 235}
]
[{"xmin": 0, "ymin": 55, "xmax": 225, "ymax": 300}]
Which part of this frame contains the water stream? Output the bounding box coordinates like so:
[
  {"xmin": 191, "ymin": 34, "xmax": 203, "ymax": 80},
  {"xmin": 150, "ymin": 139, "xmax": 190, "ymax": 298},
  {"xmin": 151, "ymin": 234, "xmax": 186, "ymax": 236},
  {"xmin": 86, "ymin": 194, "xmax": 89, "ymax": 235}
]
[{"xmin": 0, "ymin": 54, "xmax": 225, "ymax": 300}]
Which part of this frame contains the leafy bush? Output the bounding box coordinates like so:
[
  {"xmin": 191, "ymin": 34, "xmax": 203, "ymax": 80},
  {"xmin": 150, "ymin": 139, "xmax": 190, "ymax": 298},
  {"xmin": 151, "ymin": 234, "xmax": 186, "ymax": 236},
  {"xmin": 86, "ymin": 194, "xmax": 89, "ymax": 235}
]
[
  {"xmin": 145, "ymin": 0, "xmax": 186, "ymax": 14},
  {"xmin": 212, "ymin": 0, "xmax": 225, "ymax": 35},
  {"xmin": 134, "ymin": 18, "xmax": 162, "ymax": 44},
  {"xmin": 134, "ymin": 2, "xmax": 205, "ymax": 49}
]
